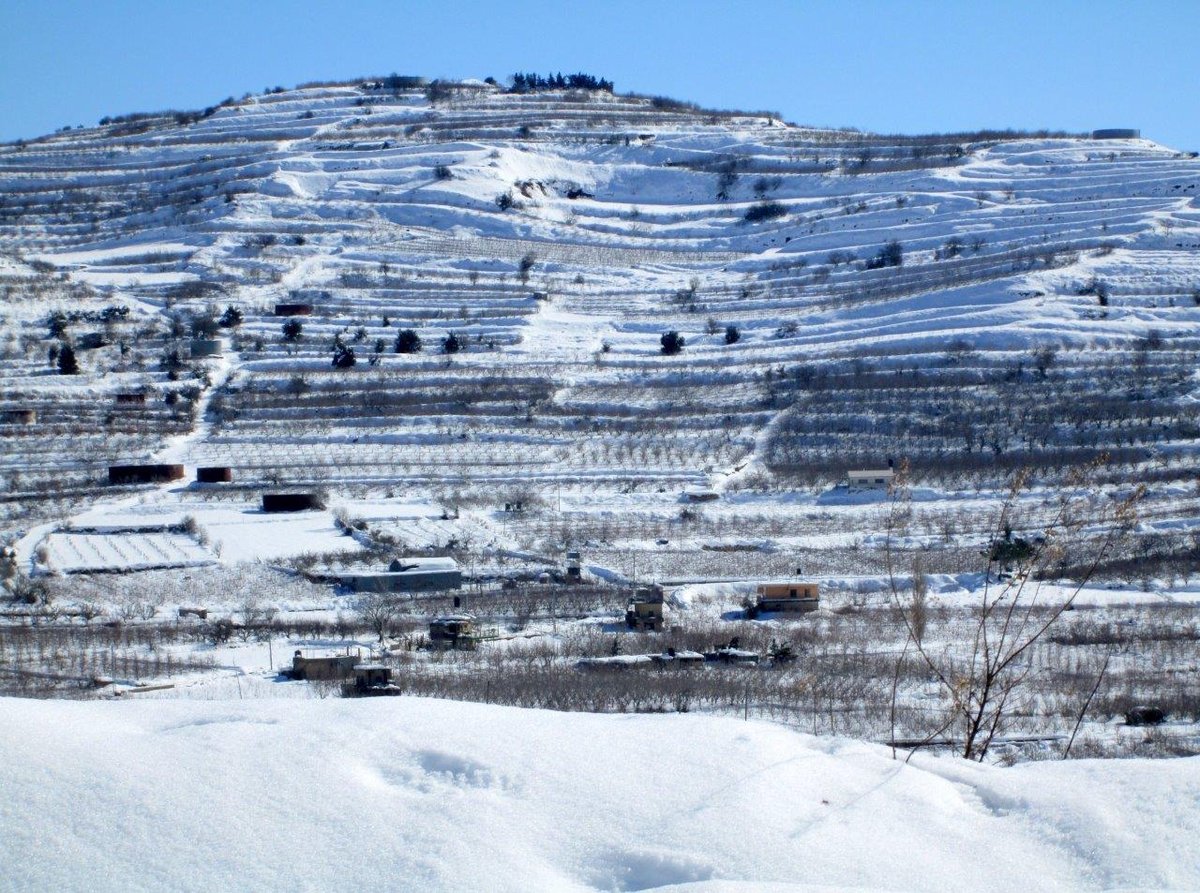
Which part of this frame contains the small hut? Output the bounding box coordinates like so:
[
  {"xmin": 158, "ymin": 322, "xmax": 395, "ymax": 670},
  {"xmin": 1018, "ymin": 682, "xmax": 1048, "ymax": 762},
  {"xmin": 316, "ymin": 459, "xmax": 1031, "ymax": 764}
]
[
  {"xmin": 347, "ymin": 664, "xmax": 401, "ymax": 697},
  {"xmin": 565, "ymin": 550, "xmax": 582, "ymax": 582},
  {"xmin": 756, "ymin": 582, "xmax": 820, "ymax": 614},
  {"xmin": 290, "ymin": 650, "xmax": 358, "ymax": 681},
  {"xmin": 1, "ymin": 409, "xmax": 37, "ymax": 424},
  {"xmin": 196, "ymin": 466, "xmax": 233, "ymax": 484},
  {"xmin": 274, "ymin": 303, "xmax": 314, "ymax": 316}
]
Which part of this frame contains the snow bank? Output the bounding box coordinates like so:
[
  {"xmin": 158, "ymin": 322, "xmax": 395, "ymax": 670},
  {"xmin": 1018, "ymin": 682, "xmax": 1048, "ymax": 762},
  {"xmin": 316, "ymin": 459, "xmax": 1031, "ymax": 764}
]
[{"xmin": 1, "ymin": 697, "xmax": 1196, "ymax": 892}]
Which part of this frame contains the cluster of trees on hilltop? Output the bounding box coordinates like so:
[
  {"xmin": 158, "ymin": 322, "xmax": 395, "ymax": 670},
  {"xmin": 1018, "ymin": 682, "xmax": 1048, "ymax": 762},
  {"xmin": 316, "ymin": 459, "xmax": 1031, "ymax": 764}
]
[{"xmin": 510, "ymin": 72, "xmax": 613, "ymax": 93}]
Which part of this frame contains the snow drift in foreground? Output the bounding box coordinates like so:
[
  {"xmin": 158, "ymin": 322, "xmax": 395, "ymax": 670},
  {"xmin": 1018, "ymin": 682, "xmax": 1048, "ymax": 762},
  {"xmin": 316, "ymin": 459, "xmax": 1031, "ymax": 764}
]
[{"xmin": 1, "ymin": 697, "xmax": 1196, "ymax": 892}]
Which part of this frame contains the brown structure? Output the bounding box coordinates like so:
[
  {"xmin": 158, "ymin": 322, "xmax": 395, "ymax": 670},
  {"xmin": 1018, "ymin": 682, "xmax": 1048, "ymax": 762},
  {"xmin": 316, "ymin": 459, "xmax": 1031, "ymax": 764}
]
[
  {"xmin": 262, "ymin": 493, "xmax": 320, "ymax": 512},
  {"xmin": 274, "ymin": 303, "xmax": 314, "ymax": 316},
  {"xmin": 566, "ymin": 550, "xmax": 582, "ymax": 582},
  {"xmin": 115, "ymin": 392, "xmax": 147, "ymax": 407},
  {"xmin": 290, "ymin": 651, "xmax": 358, "ymax": 681},
  {"xmin": 196, "ymin": 466, "xmax": 233, "ymax": 483},
  {"xmin": 756, "ymin": 582, "xmax": 820, "ymax": 614},
  {"xmin": 108, "ymin": 464, "xmax": 185, "ymax": 485},
  {"xmin": 1, "ymin": 409, "xmax": 37, "ymax": 424},
  {"xmin": 626, "ymin": 585, "xmax": 666, "ymax": 631}
]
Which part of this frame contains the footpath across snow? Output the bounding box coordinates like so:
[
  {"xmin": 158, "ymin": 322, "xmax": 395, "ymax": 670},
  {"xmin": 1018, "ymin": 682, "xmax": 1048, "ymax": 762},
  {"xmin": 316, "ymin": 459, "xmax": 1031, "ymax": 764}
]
[{"xmin": 1, "ymin": 697, "xmax": 1197, "ymax": 892}]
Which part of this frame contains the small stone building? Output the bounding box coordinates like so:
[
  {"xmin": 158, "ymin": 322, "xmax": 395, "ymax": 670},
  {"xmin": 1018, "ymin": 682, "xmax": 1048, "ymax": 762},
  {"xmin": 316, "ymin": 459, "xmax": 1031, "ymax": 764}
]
[
  {"xmin": 756, "ymin": 582, "xmax": 820, "ymax": 614},
  {"xmin": 290, "ymin": 651, "xmax": 358, "ymax": 681},
  {"xmin": 348, "ymin": 664, "xmax": 400, "ymax": 696}
]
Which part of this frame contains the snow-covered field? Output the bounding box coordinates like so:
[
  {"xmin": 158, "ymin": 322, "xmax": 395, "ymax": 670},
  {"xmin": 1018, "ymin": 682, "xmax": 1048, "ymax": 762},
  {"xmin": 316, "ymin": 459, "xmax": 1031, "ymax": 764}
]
[
  {"xmin": 2, "ymin": 695, "xmax": 1197, "ymax": 892},
  {"xmin": 42, "ymin": 529, "xmax": 213, "ymax": 573}
]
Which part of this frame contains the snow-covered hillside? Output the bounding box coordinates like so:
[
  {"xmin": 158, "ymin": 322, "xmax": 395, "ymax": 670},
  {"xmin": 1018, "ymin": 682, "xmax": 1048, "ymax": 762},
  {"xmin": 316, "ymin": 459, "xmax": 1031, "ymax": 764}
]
[
  {"xmin": 1, "ymin": 81, "xmax": 1198, "ymax": 758},
  {"xmin": 2, "ymin": 695, "xmax": 1198, "ymax": 892},
  {"xmin": 2, "ymin": 81, "xmax": 1197, "ymax": 532}
]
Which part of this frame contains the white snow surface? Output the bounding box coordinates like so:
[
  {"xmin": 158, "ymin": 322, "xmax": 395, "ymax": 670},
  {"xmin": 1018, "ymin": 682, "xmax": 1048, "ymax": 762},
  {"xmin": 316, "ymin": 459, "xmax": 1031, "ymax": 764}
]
[{"xmin": 1, "ymin": 696, "xmax": 1197, "ymax": 892}]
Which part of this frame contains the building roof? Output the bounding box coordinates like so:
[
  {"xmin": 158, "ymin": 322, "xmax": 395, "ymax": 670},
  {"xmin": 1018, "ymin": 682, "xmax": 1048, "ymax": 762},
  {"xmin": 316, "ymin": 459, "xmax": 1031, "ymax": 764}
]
[
  {"xmin": 847, "ymin": 468, "xmax": 894, "ymax": 478},
  {"xmin": 432, "ymin": 614, "xmax": 474, "ymax": 624},
  {"xmin": 389, "ymin": 556, "xmax": 459, "ymax": 574}
]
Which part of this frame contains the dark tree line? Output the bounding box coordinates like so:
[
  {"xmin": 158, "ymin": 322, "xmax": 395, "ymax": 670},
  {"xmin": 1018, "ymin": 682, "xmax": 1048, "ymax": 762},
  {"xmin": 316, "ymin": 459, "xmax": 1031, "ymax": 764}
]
[{"xmin": 510, "ymin": 72, "xmax": 614, "ymax": 93}]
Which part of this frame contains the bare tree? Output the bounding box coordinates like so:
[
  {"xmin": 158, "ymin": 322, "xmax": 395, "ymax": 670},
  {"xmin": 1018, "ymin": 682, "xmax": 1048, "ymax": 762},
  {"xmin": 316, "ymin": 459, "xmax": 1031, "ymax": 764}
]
[
  {"xmin": 887, "ymin": 461, "xmax": 1143, "ymax": 760},
  {"xmin": 357, "ymin": 593, "xmax": 403, "ymax": 643}
]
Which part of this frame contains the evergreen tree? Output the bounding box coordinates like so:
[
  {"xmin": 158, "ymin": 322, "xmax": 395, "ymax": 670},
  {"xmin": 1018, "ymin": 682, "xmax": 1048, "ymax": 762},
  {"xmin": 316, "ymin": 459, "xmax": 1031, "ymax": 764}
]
[
  {"xmin": 57, "ymin": 344, "xmax": 79, "ymax": 375},
  {"xmin": 660, "ymin": 331, "xmax": 685, "ymax": 355},
  {"xmin": 394, "ymin": 329, "xmax": 422, "ymax": 353},
  {"xmin": 219, "ymin": 305, "xmax": 243, "ymax": 328}
]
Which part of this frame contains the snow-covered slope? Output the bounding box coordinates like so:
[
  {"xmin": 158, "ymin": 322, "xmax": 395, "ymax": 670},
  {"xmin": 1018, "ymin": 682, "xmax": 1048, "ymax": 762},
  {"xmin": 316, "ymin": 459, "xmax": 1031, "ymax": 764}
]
[
  {"xmin": 1, "ymin": 695, "xmax": 1197, "ymax": 892},
  {"xmin": 2, "ymin": 80, "xmax": 1198, "ymax": 581}
]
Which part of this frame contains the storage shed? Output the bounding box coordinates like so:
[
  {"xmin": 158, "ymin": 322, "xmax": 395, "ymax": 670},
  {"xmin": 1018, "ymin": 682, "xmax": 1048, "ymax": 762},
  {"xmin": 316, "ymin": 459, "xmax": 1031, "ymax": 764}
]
[
  {"xmin": 342, "ymin": 557, "xmax": 462, "ymax": 593},
  {"xmin": 189, "ymin": 338, "xmax": 223, "ymax": 358},
  {"xmin": 274, "ymin": 303, "xmax": 314, "ymax": 316},
  {"xmin": 196, "ymin": 466, "xmax": 233, "ymax": 483},
  {"xmin": 1, "ymin": 409, "xmax": 37, "ymax": 424},
  {"xmin": 290, "ymin": 651, "xmax": 358, "ymax": 681},
  {"xmin": 262, "ymin": 493, "xmax": 321, "ymax": 512},
  {"xmin": 114, "ymin": 392, "xmax": 147, "ymax": 407},
  {"xmin": 108, "ymin": 464, "xmax": 185, "ymax": 485}
]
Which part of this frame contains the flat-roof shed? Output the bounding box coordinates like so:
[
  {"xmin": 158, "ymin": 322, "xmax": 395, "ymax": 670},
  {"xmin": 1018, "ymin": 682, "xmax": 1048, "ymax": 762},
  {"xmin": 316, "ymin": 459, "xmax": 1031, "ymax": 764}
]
[{"xmin": 342, "ymin": 557, "xmax": 462, "ymax": 593}]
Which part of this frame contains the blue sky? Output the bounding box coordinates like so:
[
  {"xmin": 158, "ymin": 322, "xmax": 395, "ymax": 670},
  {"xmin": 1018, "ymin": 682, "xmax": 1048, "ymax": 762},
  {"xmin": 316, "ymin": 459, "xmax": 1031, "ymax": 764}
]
[{"xmin": 2, "ymin": 0, "xmax": 1197, "ymax": 149}]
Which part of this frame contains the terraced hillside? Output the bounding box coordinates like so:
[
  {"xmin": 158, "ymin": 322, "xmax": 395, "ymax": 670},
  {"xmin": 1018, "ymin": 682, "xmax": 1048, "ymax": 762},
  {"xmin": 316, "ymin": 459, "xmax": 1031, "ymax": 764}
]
[{"xmin": 2, "ymin": 79, "xmax": 1199, "ymax": 583}]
